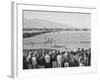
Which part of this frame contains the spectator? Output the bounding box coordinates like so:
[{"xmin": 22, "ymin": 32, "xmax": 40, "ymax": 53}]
[
  {"xmin": 63, "ymin": 52, "xmax": 70, "ymax": 67},
  {"xmin": 52, "ymin": 51, "xmax": 57, "ymax": 68},
  {"xmin": 45, "ymin": 53, "xmax": 51, "ymax": 68},
  {"xmin": 32, "ymin": 54, "xmax": 37, "ymax": 69},
  {"xmin": 38, "ymin": 54, "xmax": 45, "ymax": 68},
  {"xmin": 27, "ymin": 52, "xmax": 33, "ymax": 69},
  {"xmin": 57, "ymin": 52, "xmax": 62, "ymax": 68}
]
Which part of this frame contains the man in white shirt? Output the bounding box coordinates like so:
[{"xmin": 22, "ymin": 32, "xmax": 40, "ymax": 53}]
[
  {"xmin": 32, "ymin": 54, "xmax": 37, "ymax": 69},
  {"xmin": 57, "ymin": 53, "xmax": 62, "ymax": 68},
  {"xmin": 45, "ymin": 53, "xmax": 50, "ymax": 68}
]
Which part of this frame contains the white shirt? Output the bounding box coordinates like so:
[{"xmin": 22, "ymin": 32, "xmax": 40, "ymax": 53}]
[
  {"xmin": 32, "ymin": 56, "xmax": 37, "ymax": 65},
  {"xmin": 57, "ymin": 55, "xmax": 62, "ymax": 64},
  {"xmin": 45, "ymin": 54, "xmax": 50, "ymax": 63}
]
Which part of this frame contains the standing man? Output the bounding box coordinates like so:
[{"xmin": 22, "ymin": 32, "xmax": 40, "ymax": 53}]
[
  {"xmin": 38, "ymin": 54, "xmax": 45, "ymax": 69},
  {"xmin": 32, "ymin": 53, "xmax": 37, "ymax": 69},
  {"xmin": 45, "ymin": 53, "xmax": 51, "ymax": 68},
  {"xmin": 63, "ymin": 52, "xmax": 70, "ymax": 67},
  {"xmin": 52, "ymin": 50, "xmax": 57, "ymax": 68},
  {"xmin": 26, "ymin": 52, "xmax": 33, "ymax": 69},
  {"xmin": 57, "ymin": 52, "xmax": 62, "ymax": 68}
]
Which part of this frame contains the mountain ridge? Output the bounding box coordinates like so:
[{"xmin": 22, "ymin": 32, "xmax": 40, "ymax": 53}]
[{"xmin": 24, "ymin": 18, "xmax": 74, "ymax": 29}]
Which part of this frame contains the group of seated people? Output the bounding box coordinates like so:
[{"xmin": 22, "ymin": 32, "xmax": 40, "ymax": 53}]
[{"xmin": 23, "ymin": 48, "xmax": 91, "ymax": 69}]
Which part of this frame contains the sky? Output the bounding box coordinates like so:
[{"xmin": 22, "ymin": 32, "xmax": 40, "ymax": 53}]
[{"xmin": 24, "ymin": 10, "xmax": 91, "ymax": 28}]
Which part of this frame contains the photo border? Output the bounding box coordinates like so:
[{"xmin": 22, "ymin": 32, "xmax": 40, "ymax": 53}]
[{"xmin": 11, "ymin": 2, "xmax": 97, "ymax": 78}]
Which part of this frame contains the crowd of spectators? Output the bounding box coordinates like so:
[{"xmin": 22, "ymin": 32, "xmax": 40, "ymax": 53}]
[{"xmin": 23, "ymin": 48, "xmax": 91, "ymax": 69}]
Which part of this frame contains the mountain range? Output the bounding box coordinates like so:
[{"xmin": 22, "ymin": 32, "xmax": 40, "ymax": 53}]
[{"xmin": 24, "ymin": 18, "xmax": 71, "ymax": 29}]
